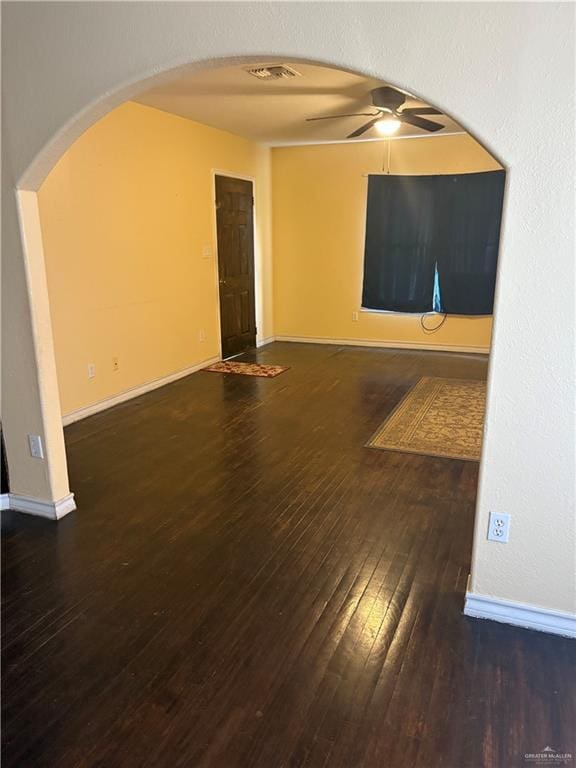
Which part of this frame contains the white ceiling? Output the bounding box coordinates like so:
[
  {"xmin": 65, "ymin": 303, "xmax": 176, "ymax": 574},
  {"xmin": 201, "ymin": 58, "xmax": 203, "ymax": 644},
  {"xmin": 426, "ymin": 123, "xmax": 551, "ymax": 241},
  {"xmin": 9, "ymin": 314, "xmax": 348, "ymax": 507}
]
[{"xmin": 134, "ymin": 61, "xmax": 464, "ymax": 146}]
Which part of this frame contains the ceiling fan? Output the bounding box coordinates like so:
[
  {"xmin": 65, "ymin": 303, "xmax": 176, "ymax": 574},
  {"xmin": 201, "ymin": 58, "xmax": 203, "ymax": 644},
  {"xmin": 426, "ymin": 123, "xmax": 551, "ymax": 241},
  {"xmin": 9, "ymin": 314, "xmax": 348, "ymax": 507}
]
[{"xmin": 306, "ymin": 86, "xmax": 445, "ymax": 138}]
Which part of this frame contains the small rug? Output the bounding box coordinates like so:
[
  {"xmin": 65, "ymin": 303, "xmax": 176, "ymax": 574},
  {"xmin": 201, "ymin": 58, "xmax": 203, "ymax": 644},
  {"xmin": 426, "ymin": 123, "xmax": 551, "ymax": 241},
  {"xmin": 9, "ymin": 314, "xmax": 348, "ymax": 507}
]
[
  {"xmin": 366, "ymin": 376, "xmax": 486, "ymax": 461},
  {"xmin": 203, "ymin": 361, "xmax": 289, "ymax": 378}
]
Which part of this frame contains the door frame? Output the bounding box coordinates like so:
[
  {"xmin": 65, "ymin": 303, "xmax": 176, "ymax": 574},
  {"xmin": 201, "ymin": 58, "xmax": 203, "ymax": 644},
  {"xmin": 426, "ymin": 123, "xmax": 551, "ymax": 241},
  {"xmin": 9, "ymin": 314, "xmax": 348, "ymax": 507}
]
[{"xmin": 211, "ymin": 169, "xmax": 262, "ymax": 358}]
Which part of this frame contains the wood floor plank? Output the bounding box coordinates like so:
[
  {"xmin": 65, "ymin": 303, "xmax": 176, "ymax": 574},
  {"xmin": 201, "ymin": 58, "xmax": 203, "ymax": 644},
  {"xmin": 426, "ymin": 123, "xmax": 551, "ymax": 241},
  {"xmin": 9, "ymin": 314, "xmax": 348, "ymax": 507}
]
[{"xmin": 2, "ymin": 342, "xmax": 574, "ymax": 768}]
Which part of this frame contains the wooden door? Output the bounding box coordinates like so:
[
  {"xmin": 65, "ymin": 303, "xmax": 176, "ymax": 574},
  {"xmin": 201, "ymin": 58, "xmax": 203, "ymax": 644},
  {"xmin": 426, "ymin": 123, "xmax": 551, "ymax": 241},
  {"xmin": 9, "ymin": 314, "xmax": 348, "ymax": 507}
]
[{"xmin": 215, "ymin": 176, "xmax": 256, "ymax": 359}]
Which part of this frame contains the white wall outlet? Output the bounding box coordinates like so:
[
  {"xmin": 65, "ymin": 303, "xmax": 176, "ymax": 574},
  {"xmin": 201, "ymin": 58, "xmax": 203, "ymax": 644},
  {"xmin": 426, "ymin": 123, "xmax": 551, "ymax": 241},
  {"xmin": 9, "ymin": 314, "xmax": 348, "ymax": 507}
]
[
  {"xmin": 201, "ymin": 244, "xmax": 212, "ymax": 258},
  {"xmin": 87, "ymin": 363, "xmax": 96, "ymax": 379},
  {"xmin": 198, "ymin": 329, "xmax": 206, "ymax": 343},
  {"xmin": 28, "ymin": 434, "xmax": 44, "ymax": 459},
  {"xmin": 112, "ymin": 357, "xmax": 119, "ymax": 372},
  {"xmin": 352, "ymin": 311, "xmax": 359, "ymax": 322},
  {"xmin": 487, "ymin": 511, "xmax": 511, "ymax": 543}
]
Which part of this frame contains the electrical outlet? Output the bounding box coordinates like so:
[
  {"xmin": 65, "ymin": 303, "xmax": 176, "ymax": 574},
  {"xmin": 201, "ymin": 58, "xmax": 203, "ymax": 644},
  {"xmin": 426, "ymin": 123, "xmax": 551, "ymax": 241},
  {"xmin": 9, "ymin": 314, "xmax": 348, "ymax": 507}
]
[
  {"xmin": 352, "ymin": 311, "xmax": 359, "ymax": 322},
  {"xmin": 87, "ymin": 363, "xmax": 96, "ymax": 379},
  {"xmin": 112, "ymin": 357, "xmax": 119, "ymax": 372},
  {"xmin": 198, "ymin": 329, "xmax": 206, "ymax": 343},
  {"xmin": 201, "ymin": 244, "xmax": 212, "ymax": 258},
  {"xmin": 487, "ymin": 511, "xmax": 511, "ymax": 543},
  {"xmin": 28, "ymin": 434, "xmax": 44, "ymax": 459}
]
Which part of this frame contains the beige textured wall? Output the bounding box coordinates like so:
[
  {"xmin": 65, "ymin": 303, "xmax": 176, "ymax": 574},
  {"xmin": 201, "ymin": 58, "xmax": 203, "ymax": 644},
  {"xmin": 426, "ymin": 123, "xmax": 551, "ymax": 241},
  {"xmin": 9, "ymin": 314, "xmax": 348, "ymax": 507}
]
[{"xmin": 3, "ymin": 3, "xmax": 574, "ymax": 617}]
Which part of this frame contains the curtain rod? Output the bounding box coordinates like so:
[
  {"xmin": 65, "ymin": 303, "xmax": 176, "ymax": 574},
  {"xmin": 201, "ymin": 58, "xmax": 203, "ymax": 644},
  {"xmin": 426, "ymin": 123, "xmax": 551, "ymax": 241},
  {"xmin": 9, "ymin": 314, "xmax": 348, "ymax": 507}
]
[
  {"xmin": 361, "ymin": 170, "xmax": 500, "ymax": 177},
  {"xmin": 269, "ymin": 130, "xmax": 466, "ymax": 149}
]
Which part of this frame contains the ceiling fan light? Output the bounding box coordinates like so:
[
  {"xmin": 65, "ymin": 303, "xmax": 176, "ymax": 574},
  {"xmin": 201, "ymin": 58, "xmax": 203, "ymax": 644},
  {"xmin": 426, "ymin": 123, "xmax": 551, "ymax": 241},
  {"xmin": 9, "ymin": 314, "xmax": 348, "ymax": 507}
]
[{"xmin": 375, "ymin": 118, "xmax": 401, "ymax": 136}]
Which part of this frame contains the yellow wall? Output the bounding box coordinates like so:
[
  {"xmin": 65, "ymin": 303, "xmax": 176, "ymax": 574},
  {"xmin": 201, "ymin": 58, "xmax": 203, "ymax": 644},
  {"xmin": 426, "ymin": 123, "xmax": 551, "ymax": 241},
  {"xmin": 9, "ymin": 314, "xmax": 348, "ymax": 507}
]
[
  {"xmin": 40, "ymin": 114, "xmax": 500, "ymax": 420},
  {"xmin": 38, "ymin": 101, "xmax": 273, "ymax": 416},
  {"xmin": 271, "ymin": 134, "xmax": 502, "ymax": 351}
]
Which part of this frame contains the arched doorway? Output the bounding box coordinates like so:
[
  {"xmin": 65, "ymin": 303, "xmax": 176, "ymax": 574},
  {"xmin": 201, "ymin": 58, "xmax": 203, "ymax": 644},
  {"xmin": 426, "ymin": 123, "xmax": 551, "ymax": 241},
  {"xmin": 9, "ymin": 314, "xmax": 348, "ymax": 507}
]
[
  {"xmin": 10, "ymin": 55, "xmax": 505, "ymax": 508},
  {"xmin": 3, "ymin": 2, "xmax": 574, "ymax": 633}
]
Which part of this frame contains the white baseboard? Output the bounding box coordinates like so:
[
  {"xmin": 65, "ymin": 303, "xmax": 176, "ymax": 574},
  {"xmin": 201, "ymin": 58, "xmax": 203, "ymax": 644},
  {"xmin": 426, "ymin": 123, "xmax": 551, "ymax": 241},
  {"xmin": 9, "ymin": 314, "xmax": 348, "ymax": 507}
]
[
  {"xmin": 257, "ymin": 336, "xmax": 276, "ymax": 348},
  {"xmin": 464, "ymin": 591, "xmax": 576, "ymax": 638},
  {"xmin": 3, "ymin": 492, "xmax": 76, "ymax": 520},
  {"xmin": 275, "ymin": 335, "xmax": 490, "ymax": 355},
  {"xmin": 0, "ymin": 493, "xmax": 10, "ymax": 511},
  {"xmin": 62, "ymin": 356, "xmax": 221, "ymax": 425},
  {"xmin": 62, "ymin": 338, "xmax": 485, "ymax": 428}
]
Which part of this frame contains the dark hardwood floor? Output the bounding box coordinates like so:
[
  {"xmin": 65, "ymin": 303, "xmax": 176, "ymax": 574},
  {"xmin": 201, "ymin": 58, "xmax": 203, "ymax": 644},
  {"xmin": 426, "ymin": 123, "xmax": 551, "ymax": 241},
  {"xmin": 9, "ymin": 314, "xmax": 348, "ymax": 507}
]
[{"xmin": 2, "ymin": 343, "xmax": 575, "ymax": 768}]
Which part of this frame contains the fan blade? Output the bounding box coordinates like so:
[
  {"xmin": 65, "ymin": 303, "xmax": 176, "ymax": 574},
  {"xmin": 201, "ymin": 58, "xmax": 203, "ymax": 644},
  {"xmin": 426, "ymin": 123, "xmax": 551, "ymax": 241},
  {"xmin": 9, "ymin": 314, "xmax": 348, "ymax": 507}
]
[
  {"xmin": 400, "ymin": 107, "xmax": 443, "ymax": 115},
  {"xmin": 399, "ymin": 113, "xmax": 445, "ymax": 132},
  {"xmin": 306, "ymin": 112, "xmax": 378, "ymax": 122},
  {"xmin": 347, "ymin": 116, "xmax": 383, "ymax": 139}
]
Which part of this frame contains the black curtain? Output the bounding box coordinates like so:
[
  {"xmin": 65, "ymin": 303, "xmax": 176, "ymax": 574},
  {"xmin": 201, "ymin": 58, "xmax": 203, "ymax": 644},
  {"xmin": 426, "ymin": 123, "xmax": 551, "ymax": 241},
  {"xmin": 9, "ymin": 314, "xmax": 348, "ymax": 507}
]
[
  {"xmin": 362, "ymin": 175, "xmax": 437, "ymax": 313},
  {"xmin": 362, "ymin": 170, "xmax": 505, "ymax": 315},
  {"xmin": 435, "ymin": 170, "xmax": 505, "ymax": 315}
]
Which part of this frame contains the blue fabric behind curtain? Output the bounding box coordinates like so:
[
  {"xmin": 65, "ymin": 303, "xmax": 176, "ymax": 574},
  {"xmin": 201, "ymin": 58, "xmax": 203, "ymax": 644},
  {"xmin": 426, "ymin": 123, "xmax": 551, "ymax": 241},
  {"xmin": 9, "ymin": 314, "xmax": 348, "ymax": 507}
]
[{"xmin": 361, "ymin": 170, "xmax": 505, "ymax": 315}]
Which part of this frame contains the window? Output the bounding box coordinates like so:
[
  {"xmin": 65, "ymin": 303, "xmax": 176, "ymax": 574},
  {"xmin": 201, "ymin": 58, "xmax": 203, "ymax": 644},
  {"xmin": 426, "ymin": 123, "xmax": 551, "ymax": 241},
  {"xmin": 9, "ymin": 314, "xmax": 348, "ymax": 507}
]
[{"xmin": 361, "ymin": 170, "xmax": 505, "ymax": 316}]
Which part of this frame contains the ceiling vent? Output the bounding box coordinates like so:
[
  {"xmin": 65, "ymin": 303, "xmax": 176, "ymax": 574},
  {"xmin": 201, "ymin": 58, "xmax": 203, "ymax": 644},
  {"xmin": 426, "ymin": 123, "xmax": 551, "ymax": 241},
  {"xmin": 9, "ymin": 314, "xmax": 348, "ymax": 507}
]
[{"xmin": 246, "ymin": 65, "xmax": 302, "ymax": 81}]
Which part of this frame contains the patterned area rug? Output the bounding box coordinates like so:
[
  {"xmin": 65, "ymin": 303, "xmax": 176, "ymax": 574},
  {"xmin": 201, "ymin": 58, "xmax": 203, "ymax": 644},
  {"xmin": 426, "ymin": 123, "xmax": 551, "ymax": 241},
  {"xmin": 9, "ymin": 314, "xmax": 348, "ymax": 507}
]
[
  {"xmin": 366, "ymin": 376, "xmax": 486, "ymax": 461},
  {"xmin": 203, "ymin": 361, "xmax": 289, "ymax": 378}
]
